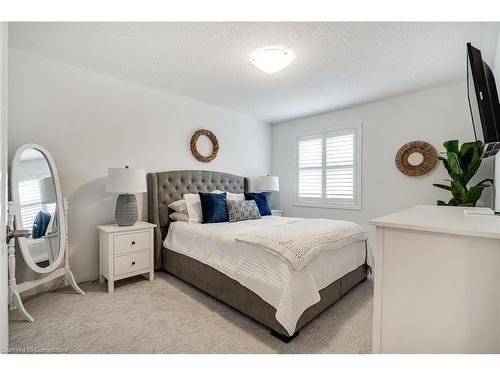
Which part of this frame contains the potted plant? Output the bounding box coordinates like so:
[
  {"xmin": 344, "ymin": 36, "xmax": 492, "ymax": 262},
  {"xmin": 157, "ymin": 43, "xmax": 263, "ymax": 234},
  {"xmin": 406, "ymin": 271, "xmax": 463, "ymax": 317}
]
[{"xmin": 433, "ymin": 140, "xmax": 493, "ymax": 207}]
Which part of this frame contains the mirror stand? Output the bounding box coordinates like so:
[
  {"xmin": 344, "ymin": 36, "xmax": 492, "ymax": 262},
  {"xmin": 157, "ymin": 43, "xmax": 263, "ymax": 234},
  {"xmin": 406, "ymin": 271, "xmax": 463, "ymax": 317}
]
[{"xmin": 7, "ymin": 198, "xmax": 85, "ymax": 323}]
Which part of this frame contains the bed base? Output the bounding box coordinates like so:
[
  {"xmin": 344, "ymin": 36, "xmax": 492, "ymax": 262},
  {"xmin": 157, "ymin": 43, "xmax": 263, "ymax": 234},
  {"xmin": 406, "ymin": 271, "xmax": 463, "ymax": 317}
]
[
  {"xmin": 271, "ymin": 329, "xmax": 300, "ymax": 343},
  {"xmin": 163, "ymin": 247, "xmax": 369, "ymax": 342},
  {"xmin": 147, "ymin": 170, "xmax": 369, "ymax": 342}
]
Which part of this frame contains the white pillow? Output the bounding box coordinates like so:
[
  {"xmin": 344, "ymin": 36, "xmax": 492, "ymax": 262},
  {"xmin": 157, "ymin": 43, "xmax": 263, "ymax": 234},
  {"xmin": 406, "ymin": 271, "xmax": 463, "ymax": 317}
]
[
  {"xmin": 227, "ymin": 192, "xmax": 244, "ymax": 200},
  {"xmin": 183, "ymin": 193, "xmax": 203, "ymax": 223},
  {"xmin": 168, "ymin": 199, "xmax": 187, "ymax": 213},
  {"xmin": 211, "ymin": 190, "xmax": 243, "ymax": 201},
  {"xmin": 169, "ymin": 212, "xmax": 189, "ymax": 222}
]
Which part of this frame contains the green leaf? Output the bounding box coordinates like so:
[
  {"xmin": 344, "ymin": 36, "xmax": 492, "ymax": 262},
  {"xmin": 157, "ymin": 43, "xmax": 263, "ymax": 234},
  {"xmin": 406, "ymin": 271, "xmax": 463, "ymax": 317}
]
[
  {"xmin": 465, "ymin": 161, "xmax": 481, "ymax": 183},
  {"xmin": 443, "ymin": 140, "xmax": 459, "ymax": 154},
  {"xmin": 438, "ymin": 156, "xmax": 451, "ymax": 175},
  {"xmin": 433, "ymin": 183, "xmax": 451, "ymax": 191},
  {"xmin": 459, "ymin": 141, "xmax": 482, "ymax": 167},
  {"xmin": 459, "ymin": 203, "xmax": 475, "ymax": 207},
  {"xmin": 473, "ymin": 178, "xmax": 493, "ymax": 187},
  {"xmin": 464, "ymin": 186, "xmax": 485, "ymax": 205},
  {"xmin": 450, "ymin": 181, "xmax": 466, "ymax": 200},
  {"xmin": 434, "ymin": 140, "xmax": 489, "ymax": 207},
  {"xmin": 464, "ymin": 147, "xmax": 482, "ymax": 183},
  {"xmin": 447, "ymin": 152, "xmax": 465, "ymax": 185},
  {"xmin": 437, "ymin": 200, "xmax": 448, "ymax": 206},
  {"xmin": 446, "ymin": 152, "xmax": 462, "ymax": 175},
  {"xmin": 459, "ymin": 141, "xmax": 480, "ymax": 157}
]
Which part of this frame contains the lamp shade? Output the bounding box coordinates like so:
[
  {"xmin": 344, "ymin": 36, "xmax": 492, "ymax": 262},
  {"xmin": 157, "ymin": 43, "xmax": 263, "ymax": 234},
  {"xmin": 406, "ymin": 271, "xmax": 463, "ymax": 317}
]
[
  {"xmin": 40, "ymin": 176, "xmax": 56, "ymax": 204},
  {"xmin": 106, "ymin": 167, "xmax": 147, "ymax": 193},
  {"xmin": 256, "ymin": 175, "xmax": 280, "ymax": 192}
]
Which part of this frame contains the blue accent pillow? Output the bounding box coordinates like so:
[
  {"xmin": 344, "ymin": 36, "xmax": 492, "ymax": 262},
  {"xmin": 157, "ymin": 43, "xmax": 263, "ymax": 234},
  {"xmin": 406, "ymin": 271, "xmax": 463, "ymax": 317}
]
[
  {"xmin": 199, "ymin": 192, "xmax": 228, "ymax": 224},
  {"xmin": 244, "ymin": 192, "xmax": 271, "ymax": 216},
  {"xmin": 32, "ymin": 211, "xmax": 51, "ymax": 239}
]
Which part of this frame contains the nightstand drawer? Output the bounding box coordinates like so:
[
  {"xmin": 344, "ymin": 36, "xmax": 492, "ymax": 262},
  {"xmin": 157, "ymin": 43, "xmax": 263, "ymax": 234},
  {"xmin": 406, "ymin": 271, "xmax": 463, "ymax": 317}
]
[
  {"xmin": 114, "ymin": 251, "xmax": 149, "ymax": 277},
  {"xmin": 113, "ymin": 231, "xmax": 150, "ymax": 255}
]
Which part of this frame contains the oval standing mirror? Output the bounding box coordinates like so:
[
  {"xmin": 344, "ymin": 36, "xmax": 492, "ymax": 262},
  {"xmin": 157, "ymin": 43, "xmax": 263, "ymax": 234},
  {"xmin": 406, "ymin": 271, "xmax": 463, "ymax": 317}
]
[{"xmin": 11, "ymin": 144, "xmax": 65, "ymax": 274}]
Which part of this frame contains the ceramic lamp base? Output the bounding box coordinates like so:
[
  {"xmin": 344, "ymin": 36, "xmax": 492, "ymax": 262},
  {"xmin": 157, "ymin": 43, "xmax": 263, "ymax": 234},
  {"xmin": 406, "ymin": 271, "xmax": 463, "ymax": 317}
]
[{"xmin": 115, "ymin": 193, "xmax": 138, "ymax": 226}]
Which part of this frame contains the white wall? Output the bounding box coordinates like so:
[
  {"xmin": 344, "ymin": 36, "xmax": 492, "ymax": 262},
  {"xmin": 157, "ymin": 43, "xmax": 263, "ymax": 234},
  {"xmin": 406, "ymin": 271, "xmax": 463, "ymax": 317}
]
[
  {"xmin": 0, "ymin": 22, "xmax": 9, "ymax": 351},
  {"xmin": 8, "ymin": 48, "xmax": 271, "ymax": 284},
  {"xmin": 494, "ymin": 33, "xmax": 500, "ymax": 212},
  {"xmin": 272, "ymin": 82, "xmax": 494, "ymax": 247},
  {"xmin": 493, "ymin": 32, "xmax": 500, "ymax": 85}
]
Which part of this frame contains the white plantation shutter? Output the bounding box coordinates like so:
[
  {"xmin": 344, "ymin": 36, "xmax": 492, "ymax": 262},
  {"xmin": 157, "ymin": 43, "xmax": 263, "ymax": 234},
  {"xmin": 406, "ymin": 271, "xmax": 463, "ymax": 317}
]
[
  {"xmin": 326, "ymin": 132, "xmax": 355, "ymax": 201},
  {"xmin": 298, "ymin": 137, "xmax": 323, "ymax": 198},
  {"xmin": 18, "ymin": 179, "xmax": 56, "ymax": 230},
  {"xmin": 297, "ymin": 126, "xmax": 361, "ymax": 209},
  {"xmin": 19, "ymin": 179, "xmax": 43, "ymax": 230}
]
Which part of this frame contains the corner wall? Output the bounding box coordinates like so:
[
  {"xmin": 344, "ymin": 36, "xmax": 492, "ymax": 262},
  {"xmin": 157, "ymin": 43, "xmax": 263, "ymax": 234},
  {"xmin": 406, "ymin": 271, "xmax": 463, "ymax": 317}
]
[
  {"xmin": 8, "ymin": 48, "xmax": 271, "ymax": 284},
  {"xmin": 272, "ymin": 82, "xmax": 494, "ymax": 246}
]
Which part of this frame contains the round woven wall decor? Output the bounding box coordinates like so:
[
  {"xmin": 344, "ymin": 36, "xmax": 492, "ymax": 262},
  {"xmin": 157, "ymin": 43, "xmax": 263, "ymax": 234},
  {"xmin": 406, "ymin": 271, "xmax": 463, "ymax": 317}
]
[
  {"xmin": 395, "ymin": 141, "xmax": 437, "ymax": 177},
  {"xmin": 190, "ymin": 129, "xmax": 219, "ymax": 163}
]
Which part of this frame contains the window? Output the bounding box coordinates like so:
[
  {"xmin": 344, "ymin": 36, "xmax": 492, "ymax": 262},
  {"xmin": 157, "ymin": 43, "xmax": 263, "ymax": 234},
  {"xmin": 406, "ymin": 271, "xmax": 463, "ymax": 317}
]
[
  {"xmin": 19, "ymin": 179, "xmax": 56, "ymax": 230},
  {"xmin": 297, "ymin": 125, "xmax": 361, "ymax": 209}
]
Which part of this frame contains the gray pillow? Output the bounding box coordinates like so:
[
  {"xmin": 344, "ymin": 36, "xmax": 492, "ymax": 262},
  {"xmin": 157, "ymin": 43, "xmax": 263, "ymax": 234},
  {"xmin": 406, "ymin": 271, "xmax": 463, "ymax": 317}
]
[{"xmin": 226, "ymin": 199, "xmax": 262, "ymax": 222}]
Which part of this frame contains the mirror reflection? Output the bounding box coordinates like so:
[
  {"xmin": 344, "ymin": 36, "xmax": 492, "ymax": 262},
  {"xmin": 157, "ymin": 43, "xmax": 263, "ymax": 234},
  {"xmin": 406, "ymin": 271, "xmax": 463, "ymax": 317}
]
[{"xmin": 17, "ymin": 148, "xmax": 59, "ymax": 268}]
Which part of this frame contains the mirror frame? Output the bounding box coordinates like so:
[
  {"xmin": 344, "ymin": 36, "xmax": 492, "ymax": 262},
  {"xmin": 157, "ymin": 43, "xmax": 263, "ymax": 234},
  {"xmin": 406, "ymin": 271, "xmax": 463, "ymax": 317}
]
[{"xmin": 11, "ymin": 143, "xmax": 66, "ymax": 274}]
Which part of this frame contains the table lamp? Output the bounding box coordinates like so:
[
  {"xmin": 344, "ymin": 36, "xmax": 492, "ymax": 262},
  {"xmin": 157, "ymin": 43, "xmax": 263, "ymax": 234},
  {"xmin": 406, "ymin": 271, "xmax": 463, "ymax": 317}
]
[
  {"xmin": 40, "ymin": 176, "xmax": 56, "ymax": 204},
  {"xmin": 106, "ymin": 166, "xmax": 147, "ymax": 226},
  {"xmin": 256, "ymin": 175, "xmax": 280, "ymax": 192},
  {"xmin": 256, "ymin": 175, "xmax": 280, "ymax": 209}
]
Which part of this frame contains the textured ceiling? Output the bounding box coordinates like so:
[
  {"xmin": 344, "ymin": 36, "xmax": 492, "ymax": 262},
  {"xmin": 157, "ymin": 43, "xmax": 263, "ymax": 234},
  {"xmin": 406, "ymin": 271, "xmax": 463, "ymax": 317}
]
[{"xmin": 9, "ymin": 22, "xmax": 500, "ymax": 123}]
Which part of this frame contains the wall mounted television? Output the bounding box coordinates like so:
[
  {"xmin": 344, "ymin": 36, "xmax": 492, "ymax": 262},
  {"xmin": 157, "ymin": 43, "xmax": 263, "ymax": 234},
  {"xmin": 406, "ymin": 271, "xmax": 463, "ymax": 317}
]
[{"xmin": 467, "ymin": 42, "xmax": 500, "ymax": 158}]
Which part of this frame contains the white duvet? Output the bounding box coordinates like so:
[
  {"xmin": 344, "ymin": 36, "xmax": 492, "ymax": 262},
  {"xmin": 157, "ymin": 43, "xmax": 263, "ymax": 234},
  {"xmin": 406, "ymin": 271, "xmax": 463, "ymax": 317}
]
[
  {"xmin": 164, "ymin": 216, "xmax": 367, "ymax": 335},
  {"xmin": 237, "ymin": 218, "xmax": 366, "ymax": 271}
]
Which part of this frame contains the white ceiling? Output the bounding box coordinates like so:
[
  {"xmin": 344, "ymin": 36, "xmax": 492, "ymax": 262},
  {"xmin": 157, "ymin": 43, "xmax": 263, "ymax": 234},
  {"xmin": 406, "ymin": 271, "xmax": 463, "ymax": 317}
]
[{"xmin": 9, "ymin": 22, "xmax": 500, "ymax": 124}]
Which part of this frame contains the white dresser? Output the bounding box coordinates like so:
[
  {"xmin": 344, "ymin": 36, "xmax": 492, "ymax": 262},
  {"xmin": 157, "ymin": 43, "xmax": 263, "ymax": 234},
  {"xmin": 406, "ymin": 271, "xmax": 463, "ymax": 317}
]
[
  {"xmin": 97, "ymin": 221, "xmax": 156, "ymax": 293},
  {"xmin": 370, "ymin": 205, "xmax": 500, "ymax": 353}
]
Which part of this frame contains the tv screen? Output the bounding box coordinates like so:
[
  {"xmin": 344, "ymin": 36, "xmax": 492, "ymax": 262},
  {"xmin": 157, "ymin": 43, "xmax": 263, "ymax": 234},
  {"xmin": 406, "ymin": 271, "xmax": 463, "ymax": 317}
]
[{"xmin": 467, "ymin": 43, "xmax": 500, "ymax": 158}]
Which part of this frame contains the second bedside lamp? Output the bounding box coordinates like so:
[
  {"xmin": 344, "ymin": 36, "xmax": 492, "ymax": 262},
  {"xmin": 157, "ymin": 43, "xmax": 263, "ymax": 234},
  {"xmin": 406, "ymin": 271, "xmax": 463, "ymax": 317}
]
[
  {"xmin": 256, "ymin": 175, "xmax": 280, "ymax": 209},
  {"xmin": 106, "ymin": 166, "xmax": 146, "ymax": 226}
]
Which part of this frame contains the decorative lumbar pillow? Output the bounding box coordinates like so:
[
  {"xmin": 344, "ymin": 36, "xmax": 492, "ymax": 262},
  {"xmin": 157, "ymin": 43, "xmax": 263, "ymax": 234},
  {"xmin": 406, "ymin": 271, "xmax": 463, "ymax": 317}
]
[
  {"xmin": 183, "ymin": 193, "xmax": 203, "ymax": 223},
  {"xmin": 227, "ymin": 192, "xmax": 245, "ymax": 201},
  {"xmin": 199, "ymin": 192, "xmax": 228, "ymax": 224},
  {"xmin": 227, "ymin": 200, "xmax": 262, "ymax": 223},
  {"xmin": 168, "ymin": 199, "xmax": 187, "ymax": 213},
  {"xmin": 244, "ymin": 192, "xmax": 271, "ymax": 216},
  {"xmin": 169, "ymin": 212, "xmax": 189, "ymax": 222}
]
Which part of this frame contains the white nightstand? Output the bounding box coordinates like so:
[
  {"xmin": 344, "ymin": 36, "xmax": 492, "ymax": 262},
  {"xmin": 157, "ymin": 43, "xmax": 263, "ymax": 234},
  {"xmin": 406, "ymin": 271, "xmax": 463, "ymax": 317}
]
[
  {"xmin": 271, "ymin": 209, "xmax": 283, "ymax": 216},
  {"xmin": 97, "ymin": 221, "xmax": 156, "ymax": 293}
]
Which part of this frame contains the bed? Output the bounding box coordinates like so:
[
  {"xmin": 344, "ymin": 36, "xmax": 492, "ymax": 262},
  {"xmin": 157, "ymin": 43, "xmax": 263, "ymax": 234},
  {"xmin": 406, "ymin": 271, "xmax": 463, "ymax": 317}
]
[{"xmin": 147, "ymin": 170, "xmax": 369, "ymax": 342}]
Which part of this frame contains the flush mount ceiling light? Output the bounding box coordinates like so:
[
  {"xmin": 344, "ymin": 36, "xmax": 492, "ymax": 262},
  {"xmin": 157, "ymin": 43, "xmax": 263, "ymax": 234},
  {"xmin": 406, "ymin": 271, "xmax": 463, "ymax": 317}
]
[{"xmin": 250, "ymin": 47, "xmax": 294, "ymax": 73}]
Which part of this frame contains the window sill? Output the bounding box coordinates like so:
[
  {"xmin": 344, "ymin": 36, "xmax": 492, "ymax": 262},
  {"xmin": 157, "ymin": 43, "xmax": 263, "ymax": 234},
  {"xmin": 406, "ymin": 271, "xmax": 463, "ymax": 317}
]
[{"xmin": 293, "ymin": 202, "xmax": 362, "ymax": 211}]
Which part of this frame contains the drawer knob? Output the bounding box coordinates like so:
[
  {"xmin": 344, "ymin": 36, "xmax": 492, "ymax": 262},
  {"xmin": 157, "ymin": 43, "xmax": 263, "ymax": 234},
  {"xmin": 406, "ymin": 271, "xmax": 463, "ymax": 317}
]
[
  {"xmin": 131, "ymin": 241, "xmax": 136, "ymax": 245},
  {"xmin": 131, "ymin": 261, "xmax": 136, "ymax": 266}
]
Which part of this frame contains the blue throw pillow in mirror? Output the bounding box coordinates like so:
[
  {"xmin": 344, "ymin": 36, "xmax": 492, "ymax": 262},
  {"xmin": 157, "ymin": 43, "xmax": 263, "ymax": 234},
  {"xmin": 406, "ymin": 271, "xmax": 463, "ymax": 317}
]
[
  {"xmin": 199, "ymin": 192, "xmax": 228, "ymax": 223},
  {"xmin": 32, "ymin": 210, "xmax": 51, "ymax": 239},
  {"xmin": 244, "ymin": 192, "xmax": 271, "ymax": 216}
]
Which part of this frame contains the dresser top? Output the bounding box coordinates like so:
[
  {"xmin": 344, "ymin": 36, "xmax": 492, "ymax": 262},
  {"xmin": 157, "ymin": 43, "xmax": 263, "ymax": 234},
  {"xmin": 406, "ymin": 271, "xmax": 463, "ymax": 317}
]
[
  {"xmin": 370, "ymin": 205, "xmax": 500, "ymax": 239},
  {"xmin": 97, "ymin": 221, "xmax": 156, "ymax": 233}
]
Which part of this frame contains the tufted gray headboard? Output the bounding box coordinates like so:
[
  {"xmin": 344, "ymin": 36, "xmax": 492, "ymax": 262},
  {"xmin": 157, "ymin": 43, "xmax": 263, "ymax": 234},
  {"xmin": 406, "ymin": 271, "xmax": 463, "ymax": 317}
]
[{"xmin": 147, "ymin": 170, "xmax": 249, "ymax": 269}]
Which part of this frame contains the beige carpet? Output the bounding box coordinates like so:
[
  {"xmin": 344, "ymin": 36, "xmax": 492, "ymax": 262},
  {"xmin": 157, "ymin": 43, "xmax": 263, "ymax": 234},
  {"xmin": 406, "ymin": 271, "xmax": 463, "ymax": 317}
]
[{"xmin": 9, "ymin": 272, "xmax": 373, "ymax": 354}]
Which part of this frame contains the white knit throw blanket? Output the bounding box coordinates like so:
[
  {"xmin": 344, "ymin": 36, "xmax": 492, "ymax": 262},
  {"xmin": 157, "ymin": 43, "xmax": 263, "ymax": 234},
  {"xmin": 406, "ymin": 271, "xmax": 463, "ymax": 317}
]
[{"xmin": 236, "ymin": 218, "xmax": 366, "ymax": 271}]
